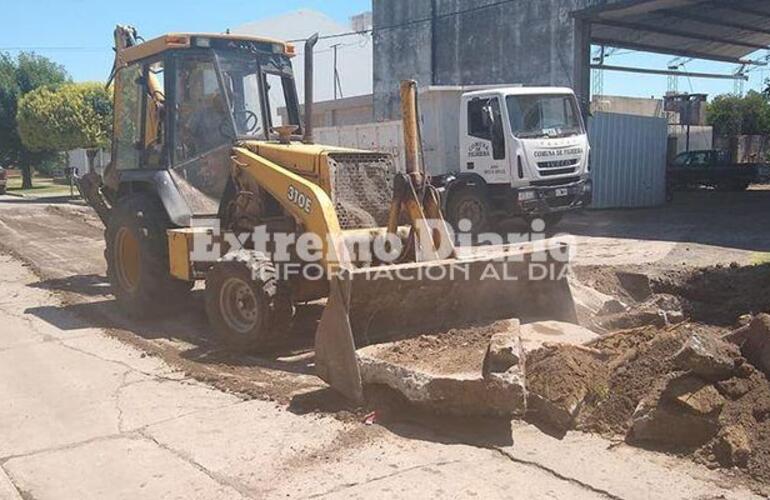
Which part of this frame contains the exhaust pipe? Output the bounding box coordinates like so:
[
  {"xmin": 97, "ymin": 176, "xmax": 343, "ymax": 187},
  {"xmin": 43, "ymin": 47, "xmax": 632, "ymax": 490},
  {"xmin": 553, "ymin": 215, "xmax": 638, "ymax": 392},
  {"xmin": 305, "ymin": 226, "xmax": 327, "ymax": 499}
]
[{"xmin": 303, "ymin": 33, "xmax": 320, "ymax": 144}]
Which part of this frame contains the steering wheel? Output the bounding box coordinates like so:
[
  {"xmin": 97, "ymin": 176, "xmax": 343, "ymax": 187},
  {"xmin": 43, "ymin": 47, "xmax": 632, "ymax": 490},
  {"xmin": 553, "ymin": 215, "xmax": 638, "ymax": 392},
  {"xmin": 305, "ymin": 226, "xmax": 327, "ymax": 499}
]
[{"xmin": 233, "ymin": 110, "xmax": 261, "ymax": 134}]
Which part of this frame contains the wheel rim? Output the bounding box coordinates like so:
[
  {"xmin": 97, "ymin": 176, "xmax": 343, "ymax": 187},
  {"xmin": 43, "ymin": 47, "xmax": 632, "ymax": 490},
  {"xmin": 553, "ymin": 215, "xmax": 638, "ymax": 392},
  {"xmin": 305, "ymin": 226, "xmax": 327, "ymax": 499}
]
[
  {"xmin": 456, "ymin": 198, "xmax": 485, "ymax": 230},
  {"xmin": 219, "ymin": 277, "xmax": 259, "ymax": 335},
  {"xmin": 115, "ymin": 227, "xmax": 141, "ymax": 293}
]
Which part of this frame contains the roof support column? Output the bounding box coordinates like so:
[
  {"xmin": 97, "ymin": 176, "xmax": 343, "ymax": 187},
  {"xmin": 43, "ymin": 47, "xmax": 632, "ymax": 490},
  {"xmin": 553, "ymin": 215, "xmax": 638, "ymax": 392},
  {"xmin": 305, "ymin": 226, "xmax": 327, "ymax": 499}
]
[{"xmin": 573, "ymin": 17, "xmax": 592, "ymax": 118}]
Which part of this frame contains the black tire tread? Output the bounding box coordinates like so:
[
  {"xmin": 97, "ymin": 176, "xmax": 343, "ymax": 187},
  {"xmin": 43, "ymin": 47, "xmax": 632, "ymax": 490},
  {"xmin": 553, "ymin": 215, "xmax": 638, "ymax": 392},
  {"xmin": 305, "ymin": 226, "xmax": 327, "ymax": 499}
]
[
  {"xmin": 105, "ymin": 193, "xmax": 191, "ymax": 317},
  {"xmin": 204, "ymin": 250, "xmax": 287, "ymax": 351}
]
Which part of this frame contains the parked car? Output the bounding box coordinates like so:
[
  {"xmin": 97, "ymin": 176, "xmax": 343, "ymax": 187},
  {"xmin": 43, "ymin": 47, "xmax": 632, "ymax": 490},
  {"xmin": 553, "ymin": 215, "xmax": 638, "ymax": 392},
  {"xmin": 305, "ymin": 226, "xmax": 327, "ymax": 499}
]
[
  {"xmin": 0, "ymin": 167, "xmax": 7, "ymax": 195},
  {"xmin": 668, "ymin": 149, "xmax": 760, "ymax": 193}
]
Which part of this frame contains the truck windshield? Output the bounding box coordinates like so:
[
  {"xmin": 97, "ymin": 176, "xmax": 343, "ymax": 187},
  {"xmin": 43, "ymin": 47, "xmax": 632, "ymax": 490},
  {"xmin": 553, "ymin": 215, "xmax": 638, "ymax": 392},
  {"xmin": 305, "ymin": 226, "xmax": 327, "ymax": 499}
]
[{"xmin": 506, "ymin": 94, "xmax": 583, "ymax": 139}]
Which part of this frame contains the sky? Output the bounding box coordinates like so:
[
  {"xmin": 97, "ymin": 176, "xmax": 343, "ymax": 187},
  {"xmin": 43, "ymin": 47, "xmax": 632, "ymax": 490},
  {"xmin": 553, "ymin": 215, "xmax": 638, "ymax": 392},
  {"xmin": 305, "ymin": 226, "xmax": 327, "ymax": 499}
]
[{"xmin": 1, "ymin": 0, "xmax": 768, "ymax": 101}]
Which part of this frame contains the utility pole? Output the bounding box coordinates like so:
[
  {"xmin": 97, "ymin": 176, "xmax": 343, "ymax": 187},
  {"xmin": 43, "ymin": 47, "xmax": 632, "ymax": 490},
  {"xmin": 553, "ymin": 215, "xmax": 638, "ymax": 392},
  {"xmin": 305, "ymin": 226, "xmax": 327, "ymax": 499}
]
[
  {"xmin": 331, "ymin": 43, "xmax": 344, "ymax": 100},
  {"xmin": 591, "ymin": 46, "xmax": 605, "ymax": 98}
]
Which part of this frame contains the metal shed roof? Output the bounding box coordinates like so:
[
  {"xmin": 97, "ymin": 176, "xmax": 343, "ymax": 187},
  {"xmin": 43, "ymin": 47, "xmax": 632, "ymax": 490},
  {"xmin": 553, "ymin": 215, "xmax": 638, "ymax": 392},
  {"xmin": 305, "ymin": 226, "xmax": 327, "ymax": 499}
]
[{"xmin": 575, "ymin": 0, "xmax": 770, "ymax": 64}]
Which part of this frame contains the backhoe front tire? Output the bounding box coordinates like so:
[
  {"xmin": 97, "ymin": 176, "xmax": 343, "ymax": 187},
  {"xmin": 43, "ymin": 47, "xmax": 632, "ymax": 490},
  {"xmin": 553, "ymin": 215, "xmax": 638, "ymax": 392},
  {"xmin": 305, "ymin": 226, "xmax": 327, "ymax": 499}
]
[
  {"xmin": 204, "ymin": 250, "xmax": 289, "ymax": 352},
  {"xmin": 105, "ymin": 193, "xmax": 192, "ymax": 317}
]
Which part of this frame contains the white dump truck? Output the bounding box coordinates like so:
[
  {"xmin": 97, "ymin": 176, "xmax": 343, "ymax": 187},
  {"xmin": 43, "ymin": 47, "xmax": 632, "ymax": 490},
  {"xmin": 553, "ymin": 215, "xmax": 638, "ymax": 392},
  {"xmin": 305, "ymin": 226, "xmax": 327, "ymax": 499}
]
[{"xmin": 316, "ymin": 85, "xmax": 592, "ymax": 231}]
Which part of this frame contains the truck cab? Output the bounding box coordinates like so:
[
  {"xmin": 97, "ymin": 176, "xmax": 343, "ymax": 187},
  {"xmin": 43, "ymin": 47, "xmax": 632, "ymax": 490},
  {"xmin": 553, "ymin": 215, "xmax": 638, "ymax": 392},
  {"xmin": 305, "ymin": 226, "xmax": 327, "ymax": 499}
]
[{"xmin": 443, "ymin": 87, "xmax": 591, "ymax": 231}]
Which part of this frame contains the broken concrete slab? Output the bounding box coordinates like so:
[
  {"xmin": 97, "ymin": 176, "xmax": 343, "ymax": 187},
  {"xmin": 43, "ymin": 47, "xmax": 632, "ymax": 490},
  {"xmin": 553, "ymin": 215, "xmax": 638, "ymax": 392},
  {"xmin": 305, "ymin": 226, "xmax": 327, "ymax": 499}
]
[
  {"xmin": 358, "ymin": 343, "xmax": 526, "ymax": 417},
  {"xmin": 631, "ymin": 375, "xmax": 721, "ymax": 448},
  {"xmin": 569, "ymin": 278, "xmax": 627, "ymax": 322},
  {"xmin": 596, "ymin": 293, "xmax": 687, "ymax": 331},
  {"xmin": 715, "ymin": 378, "xmax": 752, "ymax": 400},
  {"xmin": 665, "ymin": 376, "xmax": 725, "ymax": 415},
  {"xmin": 672, "ymin": 333, "xmax": 740, "ymax": 381},
  {"xmin": 520, "ymin": 321, "xmax": 600, "ymax": 353},
  {"xmin": 482, "ymin": 326, "xmax": 522, "ymax": 376},
  {"xmin": 738, "ymin": 315, "xmax": 770, "ymax": 377}
]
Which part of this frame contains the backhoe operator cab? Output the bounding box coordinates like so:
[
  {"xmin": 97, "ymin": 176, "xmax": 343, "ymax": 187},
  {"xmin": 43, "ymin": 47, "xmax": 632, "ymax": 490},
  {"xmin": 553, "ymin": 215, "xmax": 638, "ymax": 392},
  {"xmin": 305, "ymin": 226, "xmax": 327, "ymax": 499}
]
[{"xmin": 106, "ymin": 31, "xmax": 302, "ymax": 221}]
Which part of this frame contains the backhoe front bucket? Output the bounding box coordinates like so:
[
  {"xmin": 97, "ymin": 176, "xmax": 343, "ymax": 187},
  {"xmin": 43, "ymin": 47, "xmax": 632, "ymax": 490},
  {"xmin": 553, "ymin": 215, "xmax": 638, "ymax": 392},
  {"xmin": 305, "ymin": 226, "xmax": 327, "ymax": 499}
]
[{"xmin": 314, "ymin": 240, "xmax": 577, "ymax": 402}]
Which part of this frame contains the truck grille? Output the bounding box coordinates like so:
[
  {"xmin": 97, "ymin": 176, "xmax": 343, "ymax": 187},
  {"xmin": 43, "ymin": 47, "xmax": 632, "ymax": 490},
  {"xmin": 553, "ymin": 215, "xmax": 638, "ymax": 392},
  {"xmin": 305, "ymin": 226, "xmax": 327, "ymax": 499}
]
[
  {"xmin": 537, "ymin": 158, "xmax": 579, "ymax": 177},
  {"xmin": 327, "ymin": 153, "xmax": 396, "ymax": 230}
]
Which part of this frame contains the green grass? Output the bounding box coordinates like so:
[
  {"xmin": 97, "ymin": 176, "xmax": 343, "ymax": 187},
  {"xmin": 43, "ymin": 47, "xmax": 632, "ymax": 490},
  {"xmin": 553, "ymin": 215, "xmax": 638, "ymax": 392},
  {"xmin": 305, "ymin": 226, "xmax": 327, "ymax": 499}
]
[{"xmin": 6, "ymin": 175, "xmax": 76, "ymax": 198}]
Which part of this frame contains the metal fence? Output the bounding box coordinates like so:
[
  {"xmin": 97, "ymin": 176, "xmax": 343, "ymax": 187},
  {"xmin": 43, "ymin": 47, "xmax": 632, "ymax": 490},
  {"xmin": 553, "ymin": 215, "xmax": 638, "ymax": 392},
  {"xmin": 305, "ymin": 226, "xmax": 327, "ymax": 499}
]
[{"xmin": 588, "ymin": 112, "xmax": 668, "ymax": 209}]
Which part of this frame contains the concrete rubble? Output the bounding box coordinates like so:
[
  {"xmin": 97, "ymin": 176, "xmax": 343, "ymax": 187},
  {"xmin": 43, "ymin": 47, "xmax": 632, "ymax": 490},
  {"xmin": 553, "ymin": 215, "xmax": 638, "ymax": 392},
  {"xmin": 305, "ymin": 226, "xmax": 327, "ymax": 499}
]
[
  {"xmin": 631, "ymin": 374, "xmax": 722, "ymax": 448},
  {"xmin": 723, "ymin": 314, "xmax": 770, "ymax": 377},
  {"xmin": 714, "ymin": 425, "xmax": 752, "ymax": 467},
  {"xmin": 597, "ymin": 293, "xmax": 687, "ymax": 331},
  {"xmin": 673, "ymin": 332, "xmax": 741, "ymax": 381},
  {"xmin": 357, "ymin": 320, "xmax": 527, "ymax": 417},
  {"xmin": 519, "ymin": 321, "xmax": 600, "ymax": 352}
]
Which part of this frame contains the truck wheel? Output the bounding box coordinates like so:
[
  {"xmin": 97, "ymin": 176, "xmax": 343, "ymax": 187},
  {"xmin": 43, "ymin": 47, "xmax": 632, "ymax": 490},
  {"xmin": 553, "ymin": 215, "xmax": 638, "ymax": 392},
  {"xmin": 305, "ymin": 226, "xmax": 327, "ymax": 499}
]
[
  {"xmin": 105, "ymin": 193, "xmax": 192, "ymax": 317},
  {"xmin": 447, "ymin": 187, "xmax": 491, "ymax": 234},
  {"xmin": 204, "ymin": 250, "xmax": 290, "ymax": 352}
]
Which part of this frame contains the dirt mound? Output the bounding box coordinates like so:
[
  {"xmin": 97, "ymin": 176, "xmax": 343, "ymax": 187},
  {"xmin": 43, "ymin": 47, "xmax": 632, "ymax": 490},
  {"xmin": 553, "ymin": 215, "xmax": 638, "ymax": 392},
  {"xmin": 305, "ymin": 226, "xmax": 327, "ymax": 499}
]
[
  {"xmin": 654, "ymin": 264, "xmax": 770, "ymax": 326},
  {"xmin": 709, "ymin": 370, "xmax": 770, "ymax": 480},
  {"xmin": 529, "ymin": 319, "xmax": 770, "ymax": 484},
  {"xmin": 577, "ymin": 325, "xmax": 692, "ymax": 435},
  {"xmin": 526, "ymin": 345, "xmax": 610, "ymax": 432}
]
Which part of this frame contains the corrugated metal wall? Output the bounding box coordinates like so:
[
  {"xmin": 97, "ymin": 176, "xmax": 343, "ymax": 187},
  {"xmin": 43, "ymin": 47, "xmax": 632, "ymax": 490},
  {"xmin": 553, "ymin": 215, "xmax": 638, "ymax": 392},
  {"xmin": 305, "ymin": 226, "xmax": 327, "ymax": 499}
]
[{"xmin": 588, "ymin": 112, "xmax": 668, "ymax": 209}]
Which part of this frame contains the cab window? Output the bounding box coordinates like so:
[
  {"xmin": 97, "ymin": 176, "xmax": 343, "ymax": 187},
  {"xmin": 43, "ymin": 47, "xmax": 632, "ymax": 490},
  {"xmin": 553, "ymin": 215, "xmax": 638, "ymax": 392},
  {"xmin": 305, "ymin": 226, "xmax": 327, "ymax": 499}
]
[
  {"xmin": 174, "ymin": 53, "xmax": 232, "ymax": 164},
  {"xmin": 142, "ymin": 60, "xmax": 166, "ymax": 169},
  {"xmin": 113, "ymin": 64, "xmax": 143, "ymax": 171}
]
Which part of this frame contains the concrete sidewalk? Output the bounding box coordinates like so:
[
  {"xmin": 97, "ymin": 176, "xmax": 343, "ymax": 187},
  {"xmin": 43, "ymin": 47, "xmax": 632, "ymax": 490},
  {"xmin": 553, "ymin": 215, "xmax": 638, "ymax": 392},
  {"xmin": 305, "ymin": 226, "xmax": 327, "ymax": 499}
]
[{"xmin": 0, "ymin": 253, "xmax": 760, "ymax": 499}]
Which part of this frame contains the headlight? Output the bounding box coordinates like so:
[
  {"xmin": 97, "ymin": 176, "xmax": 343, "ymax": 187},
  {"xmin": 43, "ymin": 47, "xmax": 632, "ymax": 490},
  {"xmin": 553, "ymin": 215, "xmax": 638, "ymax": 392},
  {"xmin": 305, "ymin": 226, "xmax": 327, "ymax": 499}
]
[
  {"xmin": 584, "ymin": 180, "xmax": 593, "ymax": 194},
  {"xmin": 518, "ymin": 191, "xmax": 536, "ymax": 202}
]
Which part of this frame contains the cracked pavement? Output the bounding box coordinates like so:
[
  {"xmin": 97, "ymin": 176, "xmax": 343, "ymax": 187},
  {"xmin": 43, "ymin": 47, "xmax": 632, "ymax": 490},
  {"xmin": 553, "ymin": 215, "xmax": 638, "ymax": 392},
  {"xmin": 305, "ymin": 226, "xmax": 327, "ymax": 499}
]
[{"xmin": 0, "ymin": 200, "xmax": 764, "ymax": 499}]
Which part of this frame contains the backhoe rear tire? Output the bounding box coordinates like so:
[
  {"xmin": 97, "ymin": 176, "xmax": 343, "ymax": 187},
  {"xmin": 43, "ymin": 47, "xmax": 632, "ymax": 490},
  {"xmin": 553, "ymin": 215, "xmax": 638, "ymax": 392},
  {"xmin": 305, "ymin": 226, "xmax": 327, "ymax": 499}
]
[
  {"xmin": 204, "ymin": 250, "xmax": 290, "ymax": 352},
  {"xmin": 105, "ymin": 193, "xmax": 192, "ymax": 318}
]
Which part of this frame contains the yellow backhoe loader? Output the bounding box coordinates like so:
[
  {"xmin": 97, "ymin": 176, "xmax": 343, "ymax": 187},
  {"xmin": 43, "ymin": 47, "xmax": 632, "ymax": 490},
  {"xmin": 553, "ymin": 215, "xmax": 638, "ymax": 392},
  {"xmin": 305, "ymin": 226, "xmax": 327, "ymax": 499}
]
[{"xmin": 79, "ymin": 26, "xmax": 576, "ymax": 402}]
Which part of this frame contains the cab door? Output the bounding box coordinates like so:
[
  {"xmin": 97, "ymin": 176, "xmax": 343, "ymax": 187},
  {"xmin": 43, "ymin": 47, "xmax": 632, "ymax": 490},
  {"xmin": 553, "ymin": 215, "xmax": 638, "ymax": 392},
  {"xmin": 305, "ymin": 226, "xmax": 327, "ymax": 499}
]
[{"xmin": 461, "ymin": 96, "xmax": 510, "ymax": 184}]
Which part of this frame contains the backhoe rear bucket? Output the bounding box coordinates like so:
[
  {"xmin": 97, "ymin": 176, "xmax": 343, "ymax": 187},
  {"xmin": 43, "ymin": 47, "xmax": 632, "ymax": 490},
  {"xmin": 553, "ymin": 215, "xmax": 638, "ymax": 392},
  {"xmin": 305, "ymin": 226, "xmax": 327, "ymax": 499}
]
[{"xmin": 314, "ymin": 240, "xmax": 576, "ymax": 402}]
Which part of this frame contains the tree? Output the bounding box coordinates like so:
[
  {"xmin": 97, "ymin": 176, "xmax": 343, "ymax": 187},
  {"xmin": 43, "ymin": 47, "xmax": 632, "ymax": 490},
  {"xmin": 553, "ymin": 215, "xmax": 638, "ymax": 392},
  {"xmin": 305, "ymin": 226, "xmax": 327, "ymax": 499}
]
[
  {"xmin": 707, "ymin": 95, "xmax": 743, "ymax": 137},
  {"xmin": 0, "ymin": 52, "xmax": 69, "ymax": 188},
  {"xmin": 707, "ymin": 91, "xmax": 770, "ymax": 138},
  {"xmin": 17, "ymin": 82, "xmax": 112, "ymax": 173},
  {"xmin": 739, "ymin": 90, "xmax": 770, "ymax": 136}
]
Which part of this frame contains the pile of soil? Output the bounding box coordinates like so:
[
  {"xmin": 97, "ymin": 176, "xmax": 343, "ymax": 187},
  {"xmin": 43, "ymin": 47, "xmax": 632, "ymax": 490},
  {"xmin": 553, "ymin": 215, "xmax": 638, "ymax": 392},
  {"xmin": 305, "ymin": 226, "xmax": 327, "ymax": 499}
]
[
  {"xmin": 526, "ymin": 345, "xmax": 610, "ymax": 431},
  {"xmin": 530, "ymin": 320, "xmax": 770, "ymax": 484},
  {"xmin": 578, "ymin": 324, "xmax": 695, "ymax": 435},
  {"xmin": 375, "ymin": 320, "xmax": 515, "ymax": 375},
  {"xmin": 654, "ymin": 264, "xmax": 770, "ymax": 326}
]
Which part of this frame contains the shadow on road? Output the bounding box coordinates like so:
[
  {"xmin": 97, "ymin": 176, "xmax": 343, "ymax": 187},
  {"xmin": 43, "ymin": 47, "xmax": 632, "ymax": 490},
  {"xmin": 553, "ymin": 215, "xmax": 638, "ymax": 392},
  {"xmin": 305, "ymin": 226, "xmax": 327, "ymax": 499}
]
[
  {"xmin": 547, "ymin": 190, "xmax": 770, "ymax": 254},
  {"xmin": 0, "ymin": 196, "xmax": 80, "ymax": 205},
  {"xmin": 24, "ymin": 283, "xmax": 321, "ymax": 378},
  {"xmin": 29, "ymin": 274, "xmax": 112, "ymax": 297}
]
